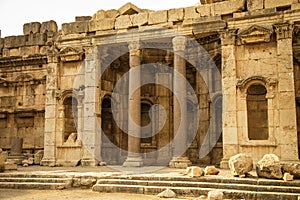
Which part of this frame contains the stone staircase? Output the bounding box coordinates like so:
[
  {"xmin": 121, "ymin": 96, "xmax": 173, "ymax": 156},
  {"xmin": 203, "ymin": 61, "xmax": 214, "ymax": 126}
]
[
  {"xmin": 0, "ymin": 173, "xmax": 73, "ymax": 190},
  {"xmin": 92, "ymin": 175, "xmax": 300, "ymax": 200}
]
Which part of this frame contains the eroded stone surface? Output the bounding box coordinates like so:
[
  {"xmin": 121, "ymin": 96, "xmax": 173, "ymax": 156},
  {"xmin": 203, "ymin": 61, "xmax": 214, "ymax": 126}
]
[
  {"xmin": 229, "ymin": 154, "xmax": 253, "ymax": 177},
  {"xmin": 256, "ymin": 154, "xmax": 283, "ymax": 179}
]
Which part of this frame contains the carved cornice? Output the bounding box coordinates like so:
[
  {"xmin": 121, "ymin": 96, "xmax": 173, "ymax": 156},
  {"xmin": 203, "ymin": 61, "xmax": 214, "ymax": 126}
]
[
  {"xmin": 238, "ymin": 25, "xmax": 273, "ymax": 45},
  {"xmin": 0, "ymin": 55, "xmax": 47, "ymax": 68},
  {"xmin": 59, "ymin": 47, "xmax": 84, "ymax": 62}
]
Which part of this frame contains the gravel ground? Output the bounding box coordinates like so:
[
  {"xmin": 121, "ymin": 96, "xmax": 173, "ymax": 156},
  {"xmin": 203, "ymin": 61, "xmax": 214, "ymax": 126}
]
[{"xmin": 0, "ymin": 189, "xmax": 189, "ymax": 200}]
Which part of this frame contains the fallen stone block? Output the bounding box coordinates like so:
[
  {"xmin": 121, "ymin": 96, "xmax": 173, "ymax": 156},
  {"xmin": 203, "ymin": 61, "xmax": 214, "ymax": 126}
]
[
  {"xmin": 157, "ymin": 188, "xmax": 176, "ymax": 198},
  {"xmin": 229, "ymin": 153, "xmax": 253, "ymax": 177},
  {"xmin": 282, "ymin": 163, "xmax": 300, "ymax": 178},
  {"xmin": 256, "ymin": 154, "xmax": 283, "ymax": 179},
  {"xmin": 4, "ymin": 162, "xmax": 17, "ymax": 170},
  {"xmin": 204, "ymin": 166, "xmax": 220, "ymax": 175},
  {"xmin": 186, "ymin": 166, "xmax": 204, "ymax": 177},
  {"xmin": 283, "ymin": 172, "xmax": 293, "ymax": 181},
  {"xmin": 208, "ymin": 190, "xmax": 223, "ymax": 200}
]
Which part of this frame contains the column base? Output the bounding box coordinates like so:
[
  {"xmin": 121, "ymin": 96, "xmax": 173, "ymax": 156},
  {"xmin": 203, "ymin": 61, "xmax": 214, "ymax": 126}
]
[
  {"xmin": 220, "ymin": 158, "xmax": 229, "ymax": 169},
  {"xmin": 40, "ymin": 158, "xmax": 56, "ymax": 167},
  {"xmin": 81, "ymin": 158, "xmax": 99, "ymax": 166},
  {"xmin": 169, "ymin": 156, "xmax": 192, "ymax": 169},
  {"xmin": 123, "ymin": 156, "xmax": 143, "ymax": 167}
]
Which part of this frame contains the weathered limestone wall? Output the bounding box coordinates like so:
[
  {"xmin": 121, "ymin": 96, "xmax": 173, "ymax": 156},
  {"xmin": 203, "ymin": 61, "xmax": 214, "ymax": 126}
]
[{"xmin": 1, "ymin": 0, "xmax": 300, "ymax": 167}]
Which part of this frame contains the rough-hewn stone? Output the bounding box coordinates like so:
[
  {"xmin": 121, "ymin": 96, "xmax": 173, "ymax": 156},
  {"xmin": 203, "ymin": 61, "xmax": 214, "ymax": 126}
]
[
  {"xmin": 229, "ymin": 154, "xmax": 253, "ymax": 177},
  {"xmin": 208, "ymin": 190, "xmax": 223, "ymax": 200},
  {"xmin": 148, "ymin": 10, "xmax": 168, "ymax": 25},
  {"xmin": 0, "ymin": 149, "xmax": 5, "ymax": 172},
  {"xmin": 204, "ymin": 166, "xmax": 220, "ymax": 175},
  {"xmin": 23, "ymin": 22, "xmax": 41, "ymax": 35},
  {"xmin": 157, "ymin": 188, "xmax": 176, "ymax": 198},
  {"xmin": 281, "ymin": 163, "xmax": 300, "ymax": 178},
  {"xmin": 256, "ymin": 154, "xmax": 283, "ymax": 179},
  {"xmin": 186, "ymin": 166, "xmax": 204, "ymax": 177},
  {"xmin": 283, "ymin": 172, "xmax": 293, "ymax": 181},
  {"xmin": 130, "ymin": 13, "xmax": 148, "ymax": 26},
  {"xmin": 168, "ymin": 8, "xmax": 184, "ymax": 22},
  {"xmin": 89, "ymin": 19, "xmax": 115, "ymax": 31},
  {"xmin": 115, "ymin": 15, "xmax": 132, "ymax": 29}
]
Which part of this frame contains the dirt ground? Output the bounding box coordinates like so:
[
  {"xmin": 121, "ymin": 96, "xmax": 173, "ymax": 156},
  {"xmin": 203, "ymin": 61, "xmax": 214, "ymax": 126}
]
[{"xmin": 0, "ymin": 189, "xmax": 190, "ymax": 200}]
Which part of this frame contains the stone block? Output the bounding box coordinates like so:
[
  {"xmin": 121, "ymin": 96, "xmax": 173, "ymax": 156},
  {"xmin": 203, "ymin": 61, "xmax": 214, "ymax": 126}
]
[
  {"xmin": 0, "ymin": 149, "xmax": 4, "ymax": 172},
  {"xmin": 26, "ymin": 33, "xmax": 47, "ymax": 46},
  {"xmin": 212, "ymin": 0, "xmax": 246, "ymax": 16},
  {"xmin": 186, "ymin": 166, "xmax": 204, "ymax": 177},
  {"xmin": 130, "ymin": 13, "xmax": 148, "ymax": 26},
  {"xmin": 148, "ymin": 10, "xmax": 168, "ymax": 25},
  {"xmin": 89, "ymin": 19, "xmax": 115, "ymax": 32},
  {"xmin": 157, "ymin": 188, "xmax": 176, "ymax": 198},
  {"xmin": 41, "ymin": 20, "xmax": 58, "ymax": 33},
  {"xmin": 4, "ymin": 162, "xmax": 17, "ymax": 170},
  {"xmin": 204, "ymin": 166, "xmax": 220, "ymax": 175},
  {"xmin": 75, "ymin": 16, "xmax": 92, "ymax": 21},
  {"xmin": 4, "ymin": 36, "xmax": 26, "ymax": 48},
  {"xmin": 93, "ymin": 10, "xmax": 106, "ymax": 19},
  {"xmin": 208, "ymin": 190, "xmax": 224, "ymax": 200},
  {"xmin": 247, "ymin": 0, "xmax": 264, "ymax": 11},
  {"xmin": 34, "ymin": 150, "xmax": 44, "ymax": 165},
  {"xmin": 23, "ymin": 22, "xmax": 41, "ymax": 35},
  {"xmin": 283, "ymin": 172, "xmax": 293, "ymax": 181},
  {"xmin": 62, "ymin": 21, "xmax": 89, "ymax": 35},
  {"xmin": 256, "ymin": 154, "xmax": 283, "ymax": 179},
  {"xmin": 168, "ymin": 8, "xmax": 184, "ymax": 22},
  {"xmin": 264, "ymin": 0, "xmax": 293, "ymax": 9},
  {"xmin": 196, "ymin": 4, "xmax": 212, "ymax": 17},
  {"xmin": 184, "ymin": 6, "xmax": 200, "ymax": 19},
  {"xmin": 118, "ymin": 2, "xmax": 142, "ymax": 15},
  {"xmin": 105, "ymin": 9, "xmax": 119, "ymax": 18},
  {"xmin": 19, "ymin": 46, "xmax": 39, "ymax": 56},
  {"xmin": 115, "ymin": 15, "xmax": 132, "ymax": 29},
  {"xmin": 229, "ymin": 153, "xmax": 253, "ymax": 177}
]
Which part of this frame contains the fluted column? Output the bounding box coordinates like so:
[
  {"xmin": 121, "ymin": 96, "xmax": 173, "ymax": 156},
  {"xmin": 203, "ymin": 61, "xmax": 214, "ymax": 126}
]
[
  {"xmin": 123, "ymin": 41, "xmax": 143, "ymax": 167},
  {"xmin": 169, "ymin": 36, "xmax": 192, "ymax": 168}
]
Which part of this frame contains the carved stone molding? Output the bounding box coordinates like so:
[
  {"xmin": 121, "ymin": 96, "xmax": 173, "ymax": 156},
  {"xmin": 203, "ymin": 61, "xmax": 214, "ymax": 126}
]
[
  {"xmin": 238, "ymin": 25, "xmax": 273, "ymax": 45},
  {"xmin": 237, "ymin": 76, "xmax": 277, "ymax": 99},
  {"xmin": 172, "ymin": 36, "xmax": 187, "ymax": 52},
  {"xmin": 274, "ymin": 23, "xmax": 293, "ymax": 40},
  {"xmin": 59, "ymin": 47, "xmax": 84, "ymax": 62},
  {"xmin": 220, "ymin": 29, "xmax": 237, "ymax": 46}
]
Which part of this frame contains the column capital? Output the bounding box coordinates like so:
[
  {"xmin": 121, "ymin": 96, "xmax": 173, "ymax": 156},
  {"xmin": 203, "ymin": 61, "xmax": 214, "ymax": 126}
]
[
  {"xmin": 128, "ymin": 40, "xmax": 141, "ymax": 51},
  {"xmin": 220, "ymin": 29, "xmax": 237, "ymax": 46},
  {"xmin": 274, "ymin": 23, "xmax": 293, "ymax": 40},
  {"xmin": 172, "ymin": 36, "xmax": 187, "ymax": 52}
]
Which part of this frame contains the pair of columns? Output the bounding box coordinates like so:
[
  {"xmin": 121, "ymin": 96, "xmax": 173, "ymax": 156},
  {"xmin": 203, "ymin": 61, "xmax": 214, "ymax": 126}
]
[{"xmin": 123, "ymin": 36, "xmax": 191, "ymax": 168}]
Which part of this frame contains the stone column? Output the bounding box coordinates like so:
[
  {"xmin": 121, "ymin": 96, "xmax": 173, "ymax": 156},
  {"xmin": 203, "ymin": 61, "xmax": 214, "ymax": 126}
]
[
  {"xmin": 169, "ymin": 36, "xmax": 192, "ymax": 168},
  {"xmin": 123, "ymin": 41, "xmax": 143, "ymax": 167},
  {"xmin": 41, "ymin": 52, "xmax": 59, "ymax": 167},
  {"xmin": 220, "ymin": 29, "xmax": 238, "ymax": 169},
  {"xmin": 274, "ymin": 23, "xmax": 299, "ymax": 161},
  {"xmin": 81, "ymin": 47, "xmax": 101, "ymax": 166}
]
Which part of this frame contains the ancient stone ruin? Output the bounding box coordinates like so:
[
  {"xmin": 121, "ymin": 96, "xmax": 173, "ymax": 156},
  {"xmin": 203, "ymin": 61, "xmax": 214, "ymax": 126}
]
[{"xmin": 0, "ymin": 0, "xmax": 300, "ymax": 168}]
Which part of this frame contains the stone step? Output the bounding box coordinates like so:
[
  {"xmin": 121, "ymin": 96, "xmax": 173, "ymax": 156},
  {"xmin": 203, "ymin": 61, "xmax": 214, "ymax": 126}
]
[
  {"xmin": 96, "ymin": 178, "xmax": 300, "ymax": 193},
  {"xmin": 0, "ymin": 173, "xmax": 71, "ymax": 179},
  {"xmin": 0, "ymin": 182, "xmax": 68, "ymax": 190},
  {"xmin": 92, "ymin": 183, "xmax": 300, "ymax": 200},
  {"xmin": 0, "ymin": 177, "xmax": 73, "ymax": 184}
]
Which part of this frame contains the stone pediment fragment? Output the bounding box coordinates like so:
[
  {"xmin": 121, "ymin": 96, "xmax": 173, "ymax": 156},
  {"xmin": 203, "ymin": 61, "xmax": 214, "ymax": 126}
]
[
  {"xmin": 238, "ymin": 25, "xmax": 273, "ymax": 44},
  {"xmin": 118, "ymin": 2, "xmax": 142, "ymax": 15},
  {"xmin": 59, "ymin": 47, "xmax": 84, "ymax": 62}
]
